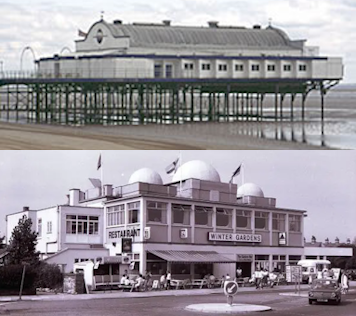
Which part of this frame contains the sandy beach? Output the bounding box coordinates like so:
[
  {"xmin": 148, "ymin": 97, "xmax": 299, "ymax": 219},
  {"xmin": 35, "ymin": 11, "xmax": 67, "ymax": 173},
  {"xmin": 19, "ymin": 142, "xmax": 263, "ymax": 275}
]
[{"xmin": 0, "ymin": 122, "xmax": 327, "ymax": 149}]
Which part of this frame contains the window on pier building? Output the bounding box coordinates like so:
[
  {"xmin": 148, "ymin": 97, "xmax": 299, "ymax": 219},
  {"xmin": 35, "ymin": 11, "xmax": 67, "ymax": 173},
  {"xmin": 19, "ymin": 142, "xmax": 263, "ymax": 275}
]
[
  {"xmin": 165, "ymin": 64, "xmax": 173, "ymax": 78},
  {"xmin": 236, "ymin": 210, "xmax": 251, "ymax": 229},
  {"xmin": 154, "ymin": 64, "xmax": 162, "ymax": 78},
  {"xmin": 216, "ymin": 208, "xmax": 232, "ymax": 228},
  {"xmin": 172, "ymin": 204, "xmax": 191, "ymax": 225},
  {"xmin": 251, "ymin": 64, "xmax": 260, "ymax": 72},
  {"xmin": 195, "ymin": 206, "xmax": 213, "ymax": 226},
  {"xmin": 128, "ymin": 202, "xmax": 140, "ymax": 224},
  {"xmin": 202, "ymin": 63, "xmax": 211, "ymax": 71},
  {"xmin": 272, "ymin": 213, "xmax": 285, "ymax": 231},
  {"xmin": 289, "ymin": 215, "xmax": 301, "ymax": 232},
  {"xmin": 267, "ymin": 64, "xmax": 276, "ymax": 72},
  {"xmin": 147, "ymin": 201, "xmax": 167, "ymax": 224},
  {"xmin": 255, "ymin": 211, "xmax": 269, "ymax": 230},
  {"xmin": 107, "ymin": 204, "xmax": 125, "ymax": 226},
  {"xmin": 299, "ymin": 64, "xmax": 307, "ymax": 72},
  {"xmin": 283, "ymin": 64, "xmax": 292, "ymax": 72},
  {"xmin": 184, "ymin": 63, "xmax": 194, "ymax": 70},
  {"xmin": 218, "ymin": 64, "xmax": 227, "ymax": 71},
  {"xmin": 235, "ymin": 64, "xmax": 244, "ymax": 72}
]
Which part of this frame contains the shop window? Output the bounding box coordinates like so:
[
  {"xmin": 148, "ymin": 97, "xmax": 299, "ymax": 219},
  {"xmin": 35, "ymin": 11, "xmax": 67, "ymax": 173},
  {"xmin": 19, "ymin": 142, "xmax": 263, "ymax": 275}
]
[
  {"xmin": 147, "ymin": 201, "xmax": 167, "ymax": 224},
  {"xmin": 146, "ymin": 262, "xmax": 167, "ymax": 275},
  {"xmin": 195, "ymin": 206, "xmax": 212, "ymax": 226},
  {"xmin": 236, "ymin": 210, "xmax": 251, "ymax": 228},
  {"xmin": 172, "ymin": 204, "xmax": 191, "ymax": 225},
  {"xmin": 289, "ymin": 215, "xmax": 301, "ymax": 232},
  {"xmin": 128, "ymin": 202, "xmax": 140, "ymax": 224},
  {"xmin": 195, "ymin": 263, "xmax": 213, "ymax": 278},
  {"xmin": 255, "ymin": 211, "xmax": 268, "ymax": 230},
  {"xmin": 107, "ymin": 204, "xmax": 125, "ymax": 227},
  {"xmin": 216, "ymin": 208, "xmax": 232, "ymax": 227},
  {"xmin": 272, "ymin": 213, "xmax": 285, "ymax": 231},
  {"xmin": 171, "ymin": 263, "xmax": 191, "ymax": 275}
]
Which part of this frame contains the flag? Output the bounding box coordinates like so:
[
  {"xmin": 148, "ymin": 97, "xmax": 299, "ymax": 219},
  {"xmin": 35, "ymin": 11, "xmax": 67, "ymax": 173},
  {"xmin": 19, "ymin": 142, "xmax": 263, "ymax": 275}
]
[
  {"xmin": 97, "ymin": 154, "xmax": 102, "ymax": 170},
  {"xmin": 89, "ymin": 178, "xmax": 102, "ymax": 188},
  {"xmin": 78, "ymin": 29, "xmax": 87, "ymax": 37},
  {"xmin": 165, "ymin": 157, "xmax": 179, "ymax": 174},
  {"xmin": 230, "ymin": 164, "xmax": 242, "ymax": 183}
]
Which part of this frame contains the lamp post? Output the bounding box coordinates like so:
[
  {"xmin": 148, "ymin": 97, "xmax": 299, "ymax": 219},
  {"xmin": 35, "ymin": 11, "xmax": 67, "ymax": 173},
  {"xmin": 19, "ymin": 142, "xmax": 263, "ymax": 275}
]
[{"xmin": 20, "ymin": 46, "xmax": 37, "ymax": 73}]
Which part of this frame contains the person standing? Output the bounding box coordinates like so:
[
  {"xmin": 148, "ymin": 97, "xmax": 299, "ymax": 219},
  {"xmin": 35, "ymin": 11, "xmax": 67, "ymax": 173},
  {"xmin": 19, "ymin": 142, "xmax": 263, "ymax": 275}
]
[
  {"xmin": 341, "ymin": 271, "xmax": 349, "ymax": 294},
  {"xmin": 255, "ymin": 268, "xmax": 262, "ymax": 289},
  {"xmin": 166, "ymin": 271, "xmax": 172, "ymax": 290},
  {"xmin": 236, "ymin": 267, "xmax": 242, "ymax": 279}
]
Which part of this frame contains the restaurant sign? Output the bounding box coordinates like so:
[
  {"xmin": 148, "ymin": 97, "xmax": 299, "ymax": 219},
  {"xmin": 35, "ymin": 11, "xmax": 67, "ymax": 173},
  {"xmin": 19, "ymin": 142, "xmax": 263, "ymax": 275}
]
[
  {"xmin": 108, "ymin": 227, "xmax": 141, "ymax": 239},
  {"xmin": 208, "ymin": 232, "xmax": 262, "ymax": 243}
]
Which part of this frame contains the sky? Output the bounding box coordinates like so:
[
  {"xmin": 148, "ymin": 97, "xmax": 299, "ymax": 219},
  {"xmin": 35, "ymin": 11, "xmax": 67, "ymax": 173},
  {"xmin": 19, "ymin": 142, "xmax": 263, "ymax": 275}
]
[
  {"xmin": 0, "ymin": 0, "xmax": 355, "ymax": 83},
  {"xmin": 1, "ymin": 150, "xmax": 355, "ymax": 244}
]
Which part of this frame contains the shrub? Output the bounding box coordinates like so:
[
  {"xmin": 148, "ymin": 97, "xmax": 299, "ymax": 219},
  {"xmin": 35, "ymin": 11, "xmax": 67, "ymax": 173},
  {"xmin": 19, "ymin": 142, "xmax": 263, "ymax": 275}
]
[
  {"xmin": 0, "ymin": 264, "xmax": 37, "ymax": 293},
  {"xmin": 35, "ymin": 262, "xmax": 63, "ymax": 289}
]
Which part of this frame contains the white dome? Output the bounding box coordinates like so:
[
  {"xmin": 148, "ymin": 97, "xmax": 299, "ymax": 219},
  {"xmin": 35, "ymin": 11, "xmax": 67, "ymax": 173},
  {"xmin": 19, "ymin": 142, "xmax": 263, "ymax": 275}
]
[
  {"xmin": 128, "ymin": 168, "xmax": 163, "ymax": 185},
  {"xmin": 172, "ymin": 160, "xmax": 221, "ymax": 182},
  {"xmin": 237, "ymin": 183, "xmax": 264, "ymax": 197}
]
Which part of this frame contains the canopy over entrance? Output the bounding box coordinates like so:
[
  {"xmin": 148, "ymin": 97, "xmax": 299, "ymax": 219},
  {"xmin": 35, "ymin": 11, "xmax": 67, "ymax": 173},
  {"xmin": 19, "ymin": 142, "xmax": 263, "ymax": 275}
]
[{"xmin": 149, "ymin": 250, "xmax": 235, "ymax": 263}]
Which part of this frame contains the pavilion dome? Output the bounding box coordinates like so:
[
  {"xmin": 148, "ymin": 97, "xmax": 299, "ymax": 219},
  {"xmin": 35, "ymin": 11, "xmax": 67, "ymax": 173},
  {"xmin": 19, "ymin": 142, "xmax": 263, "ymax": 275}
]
[
  {"xmin": 172, "ymin": 160, "xmax": 221, "ymax": 182},
  {"xmin": 237, "ymin": 183, "xmax": 264, "ymax": 197},
  {"xmin": 128, "ymin": 168, "xmax": 163, "ymax": 185}
]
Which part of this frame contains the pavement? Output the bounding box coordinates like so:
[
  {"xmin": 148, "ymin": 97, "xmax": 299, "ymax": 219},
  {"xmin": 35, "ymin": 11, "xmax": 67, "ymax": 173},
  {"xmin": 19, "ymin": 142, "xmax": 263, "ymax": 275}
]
[{"xmin": 0, "ymin": 281, "xmax": 354, "ymax": 303}]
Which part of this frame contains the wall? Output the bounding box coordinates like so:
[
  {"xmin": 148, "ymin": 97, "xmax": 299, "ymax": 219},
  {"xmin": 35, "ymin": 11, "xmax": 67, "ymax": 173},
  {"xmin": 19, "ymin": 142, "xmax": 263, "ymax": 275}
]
[
  {"xmin": 6, "ymin": 210, "xmax": 36, "ymax": 244},
  {"xmin": 36, "ymin": 206, "xmax": 59, "ymax": 254}
]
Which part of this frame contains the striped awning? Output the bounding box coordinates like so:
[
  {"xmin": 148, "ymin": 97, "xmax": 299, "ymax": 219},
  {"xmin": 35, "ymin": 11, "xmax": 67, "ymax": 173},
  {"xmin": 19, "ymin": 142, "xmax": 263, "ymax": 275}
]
[{"xmin": 149, "ymin": 250, "xmax": 234, "ymax": 263}]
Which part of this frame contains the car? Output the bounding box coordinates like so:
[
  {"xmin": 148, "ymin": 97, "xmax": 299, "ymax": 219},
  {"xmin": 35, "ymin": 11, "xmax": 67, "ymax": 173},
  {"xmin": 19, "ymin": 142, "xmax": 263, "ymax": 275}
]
[{"xmin": 308, "ymin": 278, "xmax": 342, "ymax": 305}]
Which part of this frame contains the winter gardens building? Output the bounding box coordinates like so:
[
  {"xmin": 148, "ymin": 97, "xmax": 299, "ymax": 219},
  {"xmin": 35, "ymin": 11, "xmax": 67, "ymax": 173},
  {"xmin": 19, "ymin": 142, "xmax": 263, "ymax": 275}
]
[
  {"xmin": 36, "ymin": 19, "xmax": 343, "ymax": 80},
  {"xmin": 6, "ymin": 160, "xmax": 352, "ymax": 279}
]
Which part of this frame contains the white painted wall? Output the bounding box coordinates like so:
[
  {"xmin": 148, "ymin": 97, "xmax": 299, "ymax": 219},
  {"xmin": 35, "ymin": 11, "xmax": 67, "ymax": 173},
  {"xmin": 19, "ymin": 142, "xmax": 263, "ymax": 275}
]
[{"xmin": 6, "ymin": 210, "xmax": 37, "ymax": 244}]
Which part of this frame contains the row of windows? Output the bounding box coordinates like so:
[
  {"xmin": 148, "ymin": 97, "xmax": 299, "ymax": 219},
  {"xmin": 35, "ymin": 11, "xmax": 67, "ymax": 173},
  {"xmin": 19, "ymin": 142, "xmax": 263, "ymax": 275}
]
[
  {"xmin": 184, "ymin": 63, "xmax": 308, "ymax": 72},
  {"xmin": 66, "ymin": 215, "xmax": 99, "ymax": 235},
  {"xmin": 106, "ymin": 202, "xmax": 301, "ymax": 232}
]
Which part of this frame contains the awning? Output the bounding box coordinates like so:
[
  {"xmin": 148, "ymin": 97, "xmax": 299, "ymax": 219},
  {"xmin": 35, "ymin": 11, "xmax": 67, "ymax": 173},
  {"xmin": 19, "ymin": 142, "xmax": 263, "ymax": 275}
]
[{"xmin": 149, "ymin": 250, "xmax": 235, "ymax": 263}]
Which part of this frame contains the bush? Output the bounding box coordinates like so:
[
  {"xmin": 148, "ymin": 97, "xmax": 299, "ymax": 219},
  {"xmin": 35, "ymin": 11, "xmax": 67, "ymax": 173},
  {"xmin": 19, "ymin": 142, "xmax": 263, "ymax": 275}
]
[
  {"xmin": 35, "ymin": 262, "xmax": 63, "ymax": 289},
  {"xmin": 0, "ymin": 264, "xmax": 37, "ymax": 294}
]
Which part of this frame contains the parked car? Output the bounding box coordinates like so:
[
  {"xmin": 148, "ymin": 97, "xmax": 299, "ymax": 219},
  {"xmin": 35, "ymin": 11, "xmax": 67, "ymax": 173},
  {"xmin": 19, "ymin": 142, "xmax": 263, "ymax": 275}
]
[{"xmin": 308, "ymin": 279, "xmax": 342, "ymax": 305}]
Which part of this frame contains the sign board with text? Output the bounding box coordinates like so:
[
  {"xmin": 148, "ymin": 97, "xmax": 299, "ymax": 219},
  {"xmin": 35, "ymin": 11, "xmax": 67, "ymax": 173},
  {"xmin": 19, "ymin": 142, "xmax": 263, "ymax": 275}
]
[
  {"xmin": 208, "ymin": 232, "xmax": 262, "ymax": 243},
  {"xmin": 286, "ymin": 265, "xmax": 302, "ymax": 283}
]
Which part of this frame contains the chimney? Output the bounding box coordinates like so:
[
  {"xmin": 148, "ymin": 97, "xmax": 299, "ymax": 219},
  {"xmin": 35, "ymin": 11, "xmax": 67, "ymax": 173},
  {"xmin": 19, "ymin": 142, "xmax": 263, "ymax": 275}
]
[
  {"xmin": 253, "ymin": 25, "xmax": 261, "ymax": 29},
  {"xmin": 162, "ymin": 20, "xmax": 171, "ymax": 26},
  {"xmin": 103, "ymin": 184, "xmax": 113, "ymax": 197},
  {"xmin": 208, "ymin": 21, "xmax": 219, "ymax": 28},
  {"xmin": 23, "ymin": 206, "xmax": 30, "ymax": 212},
  {"xmin": 113, "ymin": 19, "xmax": 122, "ymax": 25},
  {"xmin": 69, "ymin": 189, "xmax": 81, "ymax": 206}
]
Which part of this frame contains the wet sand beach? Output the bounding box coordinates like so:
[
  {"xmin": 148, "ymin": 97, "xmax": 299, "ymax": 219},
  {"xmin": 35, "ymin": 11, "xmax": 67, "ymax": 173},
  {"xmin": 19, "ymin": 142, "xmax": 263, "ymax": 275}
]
[{"xmin": 0, "ymin": 122, "xmax": 327, "ymax": 149}]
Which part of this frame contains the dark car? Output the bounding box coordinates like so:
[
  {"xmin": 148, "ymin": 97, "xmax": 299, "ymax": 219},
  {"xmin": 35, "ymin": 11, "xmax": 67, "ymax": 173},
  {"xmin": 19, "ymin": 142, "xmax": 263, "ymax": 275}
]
[{"xmin": 308, "ymin": 279, "xmax": 342, "ymax": 305}]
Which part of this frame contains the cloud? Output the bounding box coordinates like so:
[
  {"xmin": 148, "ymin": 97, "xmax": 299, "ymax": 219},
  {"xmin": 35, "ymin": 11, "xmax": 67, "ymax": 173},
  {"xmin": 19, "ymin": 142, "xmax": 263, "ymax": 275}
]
[{"xmin": 0, "ymin": 0, "xmax": 355, "ymax": 82}]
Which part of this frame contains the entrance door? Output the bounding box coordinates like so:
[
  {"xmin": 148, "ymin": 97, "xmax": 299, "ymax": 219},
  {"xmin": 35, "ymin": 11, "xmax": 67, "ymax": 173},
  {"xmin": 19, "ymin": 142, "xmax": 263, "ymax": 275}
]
[{"xmin": 236, "ymin": 262, "xmax": 251, "ymax": 278}]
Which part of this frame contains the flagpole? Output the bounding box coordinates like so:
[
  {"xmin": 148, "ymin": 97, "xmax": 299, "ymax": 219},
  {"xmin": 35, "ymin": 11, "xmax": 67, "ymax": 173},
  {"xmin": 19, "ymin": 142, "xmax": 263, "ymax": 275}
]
[
  {"xmin": 242, "ymin": 162, "xmax": 245, "ymax": 185},
  {"xmin": 101, "ymin": 151, "xmax": 104, "ymax": 197},
  {"xmin": 179, "ymin": 151, "xmax": 182, "ymax": 195}
]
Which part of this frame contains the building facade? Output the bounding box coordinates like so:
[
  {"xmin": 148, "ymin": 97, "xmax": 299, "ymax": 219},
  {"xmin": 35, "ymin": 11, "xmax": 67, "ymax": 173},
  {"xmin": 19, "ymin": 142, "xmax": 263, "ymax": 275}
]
[
  {"xmin": 36, "ymin": 19, "xmax": 343, "ymax": 81},
  {"xmin": 6, "ymin": 160, "xmax": 352, "ymax": 276}
]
